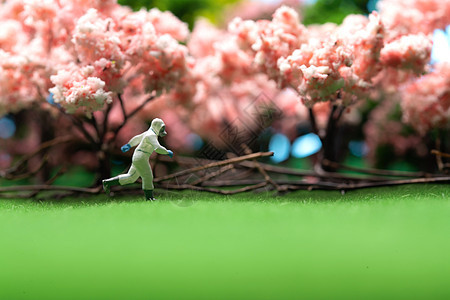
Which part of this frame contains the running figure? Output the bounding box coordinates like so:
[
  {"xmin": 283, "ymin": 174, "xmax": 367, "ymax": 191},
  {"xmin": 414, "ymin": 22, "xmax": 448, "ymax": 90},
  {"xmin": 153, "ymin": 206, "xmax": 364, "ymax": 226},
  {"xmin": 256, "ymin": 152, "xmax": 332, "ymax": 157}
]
[{"xmin": 102, "ymin": 118, "xmax": 173, "ymax": 200}]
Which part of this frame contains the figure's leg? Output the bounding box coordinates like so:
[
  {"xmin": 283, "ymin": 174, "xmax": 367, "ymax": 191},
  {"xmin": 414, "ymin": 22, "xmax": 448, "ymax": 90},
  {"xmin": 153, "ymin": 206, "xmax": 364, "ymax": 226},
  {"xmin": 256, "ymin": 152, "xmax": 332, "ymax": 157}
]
[
  {"xmin": 102, "ymin": 165, "xmax": 139, "ymax": 196},
  {"xmin": 133, "ymin": 160, "xmax": 155, "ymax": 200},
  {"xmin": 102, "ymin": 176, "xmax": 120, "ymax": 196},
  {"xmin": 118, "ymin": 165, "xmax": 140, "ymax": 186}
]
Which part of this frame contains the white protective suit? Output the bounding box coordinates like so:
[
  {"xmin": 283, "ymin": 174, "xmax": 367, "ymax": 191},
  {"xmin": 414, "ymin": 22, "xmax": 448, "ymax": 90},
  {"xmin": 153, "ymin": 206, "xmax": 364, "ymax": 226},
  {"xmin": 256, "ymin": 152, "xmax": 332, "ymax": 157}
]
[{"xmin": 118, "ymin": 118, "xmax": 170, "ymax": 190}]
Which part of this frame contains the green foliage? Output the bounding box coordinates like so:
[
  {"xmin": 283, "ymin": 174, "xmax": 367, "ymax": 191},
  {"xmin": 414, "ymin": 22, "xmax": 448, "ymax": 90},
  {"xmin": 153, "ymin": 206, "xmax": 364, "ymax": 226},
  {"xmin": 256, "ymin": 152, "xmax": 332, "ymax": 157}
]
[
  {"xmin": 118, "ymin": 0, "xmax": 240, "ymax": 27},
  {"xmin": 302, "ymin": 0, "xmax": 370, "ymax": 25},
  {"xmin": 374, "ymin": 143, "xmax": 396, "ymax": 168}
]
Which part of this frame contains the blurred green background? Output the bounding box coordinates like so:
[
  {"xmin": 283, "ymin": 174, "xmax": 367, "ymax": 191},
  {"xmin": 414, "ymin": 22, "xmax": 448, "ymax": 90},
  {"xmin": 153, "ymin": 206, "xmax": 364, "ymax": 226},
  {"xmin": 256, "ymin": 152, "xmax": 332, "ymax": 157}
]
[
  {"xmin": 118, "ymin": 0, "xmax": 241, "ymax": 27},
  {"xmin": 118, "ymin": 0, "xmax": 373, "ymax": 27}
]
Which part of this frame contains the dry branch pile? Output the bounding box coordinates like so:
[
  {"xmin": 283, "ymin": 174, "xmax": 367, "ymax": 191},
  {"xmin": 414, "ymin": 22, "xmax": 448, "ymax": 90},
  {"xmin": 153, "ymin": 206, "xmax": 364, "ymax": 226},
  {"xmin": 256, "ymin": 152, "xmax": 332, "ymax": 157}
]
[{"xmin": 1, "ymin": 148, "xmax": 448, "ymax": 200}]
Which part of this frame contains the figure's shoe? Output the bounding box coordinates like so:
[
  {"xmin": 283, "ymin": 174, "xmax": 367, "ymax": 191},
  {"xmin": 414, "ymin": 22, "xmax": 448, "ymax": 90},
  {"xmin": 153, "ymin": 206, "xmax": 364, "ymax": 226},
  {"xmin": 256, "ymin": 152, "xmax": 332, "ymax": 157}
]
[
  {"xmin": 102, "ymin": 180, "xmax": 110, "ymax": 196},
  {"xmin": 144, "ymin": 189, "xmax": 156, "ymax": 201},
  {"xmin": 102, "ymin": 177, "xmax": 120, "ymax": 196}
]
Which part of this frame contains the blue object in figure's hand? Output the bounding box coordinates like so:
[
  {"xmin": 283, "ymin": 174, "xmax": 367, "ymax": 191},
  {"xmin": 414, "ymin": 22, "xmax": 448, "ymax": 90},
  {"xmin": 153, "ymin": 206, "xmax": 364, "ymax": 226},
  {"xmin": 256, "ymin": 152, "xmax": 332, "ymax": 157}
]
[
  {"xmin": 167, "ymin": 150, "xmax": 174, "ymax": 158},
  {"xmin": 121, "ymin": 144, "xmax": 131, "ymax": 153},
  {"xmin": 47, "ymin": 93, "xmax": 61, "ymax": 108}
]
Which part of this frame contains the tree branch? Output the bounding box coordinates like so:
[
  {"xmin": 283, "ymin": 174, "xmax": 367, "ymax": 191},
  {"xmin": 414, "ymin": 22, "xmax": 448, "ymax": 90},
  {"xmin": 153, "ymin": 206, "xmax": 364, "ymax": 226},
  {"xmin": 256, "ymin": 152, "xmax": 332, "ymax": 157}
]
[
  {"xmin": 238, "ymin": 160, "xmax": 387, "ymax": 182},
  {"xmin": 154, "ymin": 151, "xmax": 274, "ymax": 183},
  {"xmin": 431, "ymin": 149, "xmax": 450, "ymax": 158},
  {"xmin": 57, "ymin": 107, "xmax": 97, "ymax": 144},
  {"xmin": 241, "ymin": 144, "xmax": 284, "ymax": 192},
  {"xmin": 1, "ymin": 136, "xmax": 72, "ymax": 179},
  {"xmin": 117, "ymin": 93, "xmax": 127, "ymax": 120},
  {"xmin": 113, "ymin": 94, "xmax": 156, "ymax": 137},
  {"xmin": 308, "ymin": 107, "xmax": 319, "ymax": 136},
  {"xmin": 322, "ymin": 159, "xmax": 434, "ymax": 178},
  {"xmin": 336, "ymin": 176, "xmax": 450, "ymax": 190},
  {"xmin": 3, "ymin": 155, "xmax": 49, "ymax": 181},
  {"xmin": 190, "ymin": 164, "xmax": 234, "ymax": 186},
  {"xmin": 0, "ymin": 185, "xmax": 102, "ymax": 194},
  {"xmin": 101, "ymin": 103, "xmax": 113, "ymax": 142}
]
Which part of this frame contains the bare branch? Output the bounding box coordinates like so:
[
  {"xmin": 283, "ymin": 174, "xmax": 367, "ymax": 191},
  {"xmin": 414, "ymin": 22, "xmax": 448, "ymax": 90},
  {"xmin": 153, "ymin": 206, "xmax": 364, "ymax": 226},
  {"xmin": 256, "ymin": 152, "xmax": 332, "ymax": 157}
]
[
  {"xmin": 101, "ymin": 103, "xmax": 113, "ymax": 142},
  {"xmin": 336, "ymin": 176, "xmax": 450, "ymax": 190},
  {"xmin": 113, "ymin": 94, "xmax": 156, "ymax": 137},
  {"xmin": 431, "ymin": 149, "xmax": 450, "ymax": 158},
  {"xmin": 0, "ymin": 185, "xmax": 102, "ymax": 194},
  {"xmin": 57, "ymin": 107, "xmax": 97, "ymax": 144},
  {"xmin": 239, "ymin": 160, "xmax": 387, "ymax": 182},
  {"xmin": 1, "ymin": 136, "xmax": 71, "ymax": 178},
  {"xmin": 308, "ymin": 107, "xmax": 319, "ymax": 137},
  {"xmin": 117, "ymin": 93, "xmax": 127, "ymax": 120},
  {"xmin": 3, "ymin": 155, "xmax": 49, "ymax": 181},
  {"xmin": 190, "ymin": 164, "xmax": 234, "ymax": 186},
  {"xmin": 241, "ymin": 144, "xmax": 284, "ymax": 192},
  {"xmin": 322, "ymin": 159, "xmax": 434, "ymax": 178},
  {"xmin": 89, "ymin": 113, "xmax": 102, "ymax": 142},
  {"xmin": 154, "ymin": 151, "xmax": 274, "ymax": 183}
]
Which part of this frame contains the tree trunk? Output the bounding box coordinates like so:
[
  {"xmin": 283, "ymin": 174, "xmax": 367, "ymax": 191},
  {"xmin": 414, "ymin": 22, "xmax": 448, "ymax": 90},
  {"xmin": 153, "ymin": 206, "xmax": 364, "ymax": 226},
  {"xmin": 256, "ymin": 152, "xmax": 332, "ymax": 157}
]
[
  {"xmin": 96, "ymin": 147, "xmax": 111, "ymax": 185},
  {"xmin": 321, "ymin": 105, "xmax": 345, "ymax": 172}
]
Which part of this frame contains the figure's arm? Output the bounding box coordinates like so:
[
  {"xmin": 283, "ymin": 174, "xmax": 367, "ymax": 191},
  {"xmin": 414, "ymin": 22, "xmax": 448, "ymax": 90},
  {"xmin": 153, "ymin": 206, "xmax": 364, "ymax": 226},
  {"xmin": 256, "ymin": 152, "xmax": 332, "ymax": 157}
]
[
  {"xmin": 121, "ymin": 133, "xmax": 145, "ymax": 152},
  {"xmin": 128, "ymin": 133, "xmax": 145, "ymax": 147},
  {"xmin": 148, "ymin": 135, "xmax": 172, "ymax": 156}
]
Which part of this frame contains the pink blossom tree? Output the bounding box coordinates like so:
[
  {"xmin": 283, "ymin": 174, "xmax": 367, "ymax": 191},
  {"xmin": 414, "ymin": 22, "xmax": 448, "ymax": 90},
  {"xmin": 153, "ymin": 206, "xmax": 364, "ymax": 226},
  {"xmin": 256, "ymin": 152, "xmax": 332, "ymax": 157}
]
[
  {"xmin": 1, "ymin": 0, "xmax": 449, "ymax": 189},
  {"xmin": 401, "ymin": 62, "xmax": 450, "ymax": 136},
  {"xmin": 225, "ymin": 4, "xmax": 438, "ymax": 170},
  {"xmin": 364, "ymin": 0, "xmax": 450, "ymax": 169},
  {"xmin": 0, "ymin": 0, "xmax": 191, "ymax": 182}
]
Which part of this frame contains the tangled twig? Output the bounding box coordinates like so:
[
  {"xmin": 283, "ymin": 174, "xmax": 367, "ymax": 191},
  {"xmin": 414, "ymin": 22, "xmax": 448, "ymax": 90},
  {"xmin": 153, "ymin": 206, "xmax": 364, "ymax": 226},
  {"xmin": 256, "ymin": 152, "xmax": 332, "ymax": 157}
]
[
  {"xmin": 1, "ymin": 150, "xmax": 449, "ymax": 200},
  {"xmin": 153, "ymin": 151, "xmax": 274, "ymax": 183},
  {"xmin": 1, "ymin": 136, "xmax": 72, "ymax": 180},
  {"xmin": 113, "ymin": 94, "xmax": 156, "ymax": 137},
  {"xmin": 322, "ymin": 159, "xmax": 435, "ymax": 178}
]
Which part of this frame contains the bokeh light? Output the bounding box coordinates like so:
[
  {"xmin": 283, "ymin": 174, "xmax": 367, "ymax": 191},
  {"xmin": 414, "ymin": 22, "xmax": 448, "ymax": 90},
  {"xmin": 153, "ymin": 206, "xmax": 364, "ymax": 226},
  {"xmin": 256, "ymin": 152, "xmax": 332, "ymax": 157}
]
[
  {"xmin": 291, "ymin": 133, "xmax": 322, "ymax": 158},
  {"xmin": 431, "ymin": 25, "xmax": 450, "ymax": 64},
  {"xmin": 348, "ymin": 140, "xmax": 368, "ymax": 157},
  {"xmin": 366, "ymin": 0, "xmax": 379, "ymax": 12},
  {"xmin": 188, "ymin": 133, "xmax": 204, "ymax": 151},
  {"xmin": 269, "ymin": 133, "xmax": 291, "ymax": 163},
  {"xmin": 0, "ymin": 116, "xmax": 16, "ymax": 139}
]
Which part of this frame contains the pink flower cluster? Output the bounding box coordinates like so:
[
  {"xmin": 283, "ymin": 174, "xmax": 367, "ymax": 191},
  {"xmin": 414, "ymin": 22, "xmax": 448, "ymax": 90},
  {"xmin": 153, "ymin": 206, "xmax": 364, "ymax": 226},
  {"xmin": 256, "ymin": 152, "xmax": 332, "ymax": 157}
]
[
  {"xmin": 275, "ymin": 11, "xmax": 383, "ymax": 107},
  {"xmin": 380, "ymin": 33, "xmax": 433, "ymax": 74},
  {"xmin": 1, "ymin": 0, "xmax": 448, "ymax": 156},
  {"xmin": 229, "ymin": 6, "xmax": 307, "ymax": 86},
  {"xmin": 0, "ymin": 50, "xmax": 45, "ymax": 115},
  {"xmin": 71, "ymin": 8, "xmax": 125, "ymax": 92},
  {"xmin": 0, "ymin": 0, "xmax": 190, "ymax": 116},
  {"xmin": 188, "ymin": 19, "xmax": 223, "ymax": 58},
  {"xmin": 118, "ymin": 9, "xmax": 190, "ymax": 95},
  {"xmin": 227, "ymin": 4, "xmax": 437, "ymax": 111},
  {"xmin": 378, "ymin": 0, "xmax": 450, "ymax": 39},
  {"xmin": 49, "ymin": 65, "xmax": 113, "ymax": 115},
  {"xmin": 146, "ymin": 8, "xmax": 189, "ymax": 42},
  {"xmin": 142, "ymin": 19, "xmax": 304, "ymax": 148},
  {"xmin": 401, "ymin": 62, "xmax": 450, "ymax": 135}
]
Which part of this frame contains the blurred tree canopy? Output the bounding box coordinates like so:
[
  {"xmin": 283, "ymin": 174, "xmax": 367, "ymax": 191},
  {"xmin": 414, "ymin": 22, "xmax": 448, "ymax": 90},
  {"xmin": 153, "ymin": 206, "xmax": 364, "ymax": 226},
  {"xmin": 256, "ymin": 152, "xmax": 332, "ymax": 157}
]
[
  {"xmin": 302, "ymin": 0, "xmax": 370, "ymax": 25},
  {"xmin": 117, "ymin": 0, "xmax": 240, "ymax": 28},
  {"xmin": 118, "ymin": 0, "xmax": 371, "ymax": 27}
]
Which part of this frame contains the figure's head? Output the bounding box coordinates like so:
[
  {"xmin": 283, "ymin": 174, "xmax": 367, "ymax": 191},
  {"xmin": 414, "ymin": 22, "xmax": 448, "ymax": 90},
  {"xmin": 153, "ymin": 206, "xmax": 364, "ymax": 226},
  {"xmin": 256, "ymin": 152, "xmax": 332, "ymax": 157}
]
[{"xmin": 150, "ymin": 118, "xmax": 167, "ymax": 137}]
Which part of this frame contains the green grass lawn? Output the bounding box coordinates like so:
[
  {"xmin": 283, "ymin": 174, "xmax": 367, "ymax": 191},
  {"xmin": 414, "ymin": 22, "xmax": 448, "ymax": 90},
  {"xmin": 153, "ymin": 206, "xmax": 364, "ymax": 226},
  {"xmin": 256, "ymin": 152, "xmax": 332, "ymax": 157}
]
[{"xmin": 0, "ymin": 184, "xmax": 449, "ymax": 299}]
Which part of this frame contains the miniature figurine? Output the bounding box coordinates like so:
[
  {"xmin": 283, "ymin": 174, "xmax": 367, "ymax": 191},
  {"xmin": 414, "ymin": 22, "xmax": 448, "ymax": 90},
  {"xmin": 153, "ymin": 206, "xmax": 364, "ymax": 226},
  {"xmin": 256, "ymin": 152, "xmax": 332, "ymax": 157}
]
[{"xmin": 102, "ymin": 118, "xmax": 173, "ymax": 201}]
